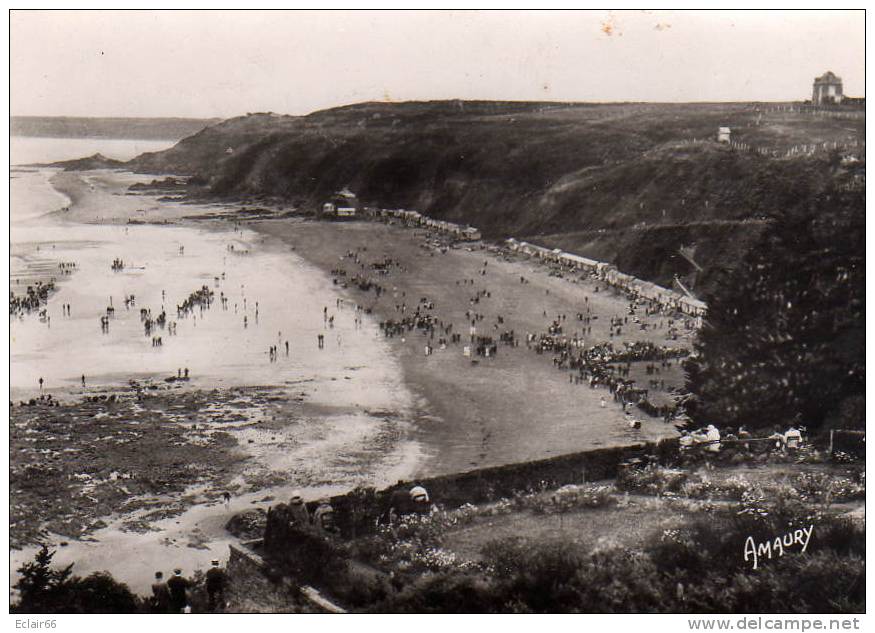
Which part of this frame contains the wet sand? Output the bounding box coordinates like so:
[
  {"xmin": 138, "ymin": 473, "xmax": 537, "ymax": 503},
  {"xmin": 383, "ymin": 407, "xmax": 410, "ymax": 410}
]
[{"xmin": 247, "ymin": 219, "xmax": 691, "ymax": 477}]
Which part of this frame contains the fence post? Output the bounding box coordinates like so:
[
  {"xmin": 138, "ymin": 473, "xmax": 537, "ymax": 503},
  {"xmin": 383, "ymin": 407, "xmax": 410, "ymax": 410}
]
[{"xmin": 829, "ymin": 429, "xmax": 834, "ymax": 455}]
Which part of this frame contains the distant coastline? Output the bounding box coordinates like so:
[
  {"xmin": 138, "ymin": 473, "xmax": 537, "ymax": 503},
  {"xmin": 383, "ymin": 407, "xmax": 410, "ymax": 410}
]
[{"xmin": 11, "ymin": 115, "xmax": 221, "ymax": 141}]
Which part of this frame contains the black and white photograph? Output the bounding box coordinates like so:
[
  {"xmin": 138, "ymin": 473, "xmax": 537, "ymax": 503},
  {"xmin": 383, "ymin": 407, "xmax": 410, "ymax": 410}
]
[{"xmin": 7, "ymin": 9, "xmax": 866, "ymax": 621}]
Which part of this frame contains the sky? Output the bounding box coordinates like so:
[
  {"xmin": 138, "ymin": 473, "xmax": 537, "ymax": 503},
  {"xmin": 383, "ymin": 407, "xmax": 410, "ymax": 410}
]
[{"xmin": 10, "ymin": 10, "xmax": 866, "ymax": 119}]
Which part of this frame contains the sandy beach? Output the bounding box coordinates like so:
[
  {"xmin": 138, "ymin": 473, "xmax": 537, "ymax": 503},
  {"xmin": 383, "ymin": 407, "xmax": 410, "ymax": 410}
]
[
  {"xmin": 248, "ymin": 219, "xmax": 689, "ymax": 476},
  {"xmin": 11, "ymin": 167, "xmax": 690, "ymax": 593}
]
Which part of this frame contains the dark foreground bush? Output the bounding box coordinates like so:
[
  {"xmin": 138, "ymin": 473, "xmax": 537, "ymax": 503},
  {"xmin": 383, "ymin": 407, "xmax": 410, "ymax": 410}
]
[
  {"xmin": 371, "ymin": 509, "xmax": 865, "ymax": 613},
  {"xmin": 12, "ymin": 546, "xmax": 140, "ymax": 613},
  {"xmin": 371, "ymin": 572, "xmax": 503, "ymax": 614}
]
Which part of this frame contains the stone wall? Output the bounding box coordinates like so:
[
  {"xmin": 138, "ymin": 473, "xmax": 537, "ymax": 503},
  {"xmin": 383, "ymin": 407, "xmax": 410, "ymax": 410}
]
[
  {"xmin": 226, "ymin": 542, "xmax": 307, "ymax": 613},
  {"xmin": 269, "ymin": 439, "xmax": 679, "ymax": 541}
]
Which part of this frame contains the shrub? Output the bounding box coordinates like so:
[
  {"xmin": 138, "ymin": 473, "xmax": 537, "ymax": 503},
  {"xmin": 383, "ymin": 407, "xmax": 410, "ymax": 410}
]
[
  {"xmin": 364, "ymin": 502, "xmax": 866, "ymax": 614},
  {"xmin": 685, "ymin": 552, "xmax": 866, "ymax": 613},
  {"xmin": 793, "ymin": 471, "xmax": 866, "ymax": 506},
  {"xmin": 12, "ymin": 547, "xmax": 141, "ymax": 614},
  {"xmin": 679, "ymin": 478, "xmax": 719, "ymax": 499},
  {"xmin": 616, "ymin": 465, "xmax": 688, "ymax": 495},
  {"xmin": 330, "ymin": 569, "xmax": 392, "ymax": 608},
  {"xmin": 371, "ymin": 571, "xmax": 499, "ymax": 613},
  {"xmin": 808, "ymin": 517, "xmax": 865, "ymax": 558},
  {"xmin": 67, "ymin": 572, "xmax": 140, "ymax": 614},
  {"xmin": 524, "ymin": 484, "xmax": 617, "ymax": 514}
]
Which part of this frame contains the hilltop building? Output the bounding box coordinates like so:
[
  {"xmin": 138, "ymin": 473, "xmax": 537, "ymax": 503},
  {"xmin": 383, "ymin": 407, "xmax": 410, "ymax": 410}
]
[{"xmin": 812, "ymin": 71, "xmax": 843, "ymax": 105}]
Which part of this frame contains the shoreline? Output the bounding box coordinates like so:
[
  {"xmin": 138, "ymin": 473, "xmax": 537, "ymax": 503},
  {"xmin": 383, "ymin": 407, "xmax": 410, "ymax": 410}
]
[
  {"xmin": 21, "ymin": 170, "xmax": 692, "ymax": 474},
  {"xmin": 11, "ymin": 168, "xmax": 692, "ymax": 586},
  {"xmin": 50, "ymin": 167, "xmax": 691, "ymax": 475}
]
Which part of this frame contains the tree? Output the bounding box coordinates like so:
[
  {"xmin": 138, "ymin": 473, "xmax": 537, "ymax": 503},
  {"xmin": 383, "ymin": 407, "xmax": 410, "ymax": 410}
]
[
  {"xmin": 12, "ymin": 547, "xmax": 140, "ymax": 614},
  {"xmin": 13, "ymin": 546, "xmax": 75, "ymax": 613},
  {"xmin": 67, "ymin": 572, "xmax": 140, "ymax": 614},
  {"xmin": 684, "ymin": 187, "xmax": 864, "ymax": 432}
]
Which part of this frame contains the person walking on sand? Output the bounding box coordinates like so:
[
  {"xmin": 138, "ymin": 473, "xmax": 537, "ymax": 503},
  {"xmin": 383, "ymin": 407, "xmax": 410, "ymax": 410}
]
[
  {"xmin": 223, "ymin": 491, "xmax": 231, "ymax": 509},
  {"xmin": 81, "ymin": 375, "xmax": 86, "ymax": 388},
  {"xmin": 38, "ymin": 377, "xmax": 44, "ymax": 391}
]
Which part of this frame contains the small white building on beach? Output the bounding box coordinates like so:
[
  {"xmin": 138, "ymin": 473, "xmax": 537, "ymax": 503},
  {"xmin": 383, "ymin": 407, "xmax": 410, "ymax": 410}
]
[{"xmin": 460, "ymin": 227, "xmax": 482, "ymax": 241}]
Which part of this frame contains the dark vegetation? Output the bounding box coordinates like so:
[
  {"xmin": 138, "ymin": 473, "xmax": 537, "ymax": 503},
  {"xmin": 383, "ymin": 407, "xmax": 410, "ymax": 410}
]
[
  {"xmin": 255, "ymin": 457, "xmax": 865, "ymax": 613},
  {"xmin": 369, "ymin": 502, "xmax": 864, "ymax": 613},
  {"xmin": 254, "ymin": 445, "xmax": 863, "ymax": 613},
  {"xmin": 11, "ymin": 547, "xmax": 243, "ymax": 613},
  {"xmin": 12, "ymin": 547, "xmax": 140, "ymax": 613},
  {"xmin": 684, "ymin": 183, "xmax": 865, "ymax": 433}
]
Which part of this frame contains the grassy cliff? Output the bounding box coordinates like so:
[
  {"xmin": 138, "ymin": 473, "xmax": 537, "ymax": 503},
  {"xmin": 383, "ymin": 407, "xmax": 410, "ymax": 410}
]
[{"xmin": 125, "ymin": 101, "xmax": 864, "ymax": 293}]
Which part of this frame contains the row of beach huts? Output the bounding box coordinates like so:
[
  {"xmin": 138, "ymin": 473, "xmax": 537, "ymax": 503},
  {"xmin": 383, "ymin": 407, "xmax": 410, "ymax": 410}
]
[
  {"xmin": 364, "ymin": 207, "xmax": 483, "ymax": 241},
  {"xmin": 322, "ymin": 194, "xmax": 483, "ymax": 241},
  {"xmin": 504, "ymin": 238, "xmax": 707, "ymax": 319},
  {"xmin": 324, "ymin": 194, "xmax": 705, "ymax": 319}
]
